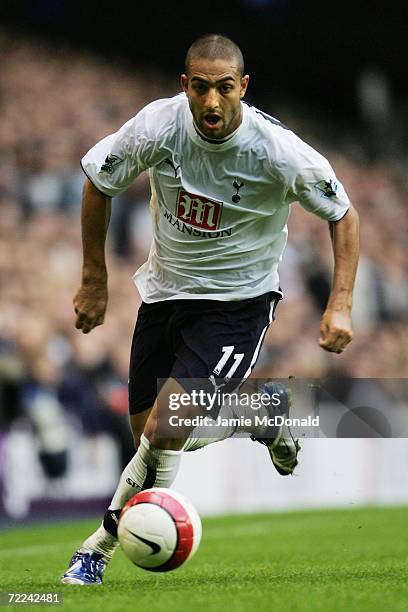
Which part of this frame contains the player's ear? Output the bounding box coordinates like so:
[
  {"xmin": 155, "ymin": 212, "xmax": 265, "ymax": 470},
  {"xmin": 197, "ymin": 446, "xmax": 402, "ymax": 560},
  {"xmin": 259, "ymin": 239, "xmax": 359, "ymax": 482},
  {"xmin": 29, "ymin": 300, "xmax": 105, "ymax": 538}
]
[
  {"xmin": 240, "ymin": 74, "xmax": 249, "ymax": 98},
  {"xmin": 180, "ymin": 74, "xmax": 188, "ymax": 93}
]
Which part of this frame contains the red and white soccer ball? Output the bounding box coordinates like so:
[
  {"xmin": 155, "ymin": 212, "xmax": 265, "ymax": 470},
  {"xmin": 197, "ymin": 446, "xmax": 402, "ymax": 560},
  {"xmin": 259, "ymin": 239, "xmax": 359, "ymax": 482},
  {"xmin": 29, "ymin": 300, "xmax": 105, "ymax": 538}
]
[{"xmin": 118, "ymin": 488, "xmax": 202, "ymax": 572}]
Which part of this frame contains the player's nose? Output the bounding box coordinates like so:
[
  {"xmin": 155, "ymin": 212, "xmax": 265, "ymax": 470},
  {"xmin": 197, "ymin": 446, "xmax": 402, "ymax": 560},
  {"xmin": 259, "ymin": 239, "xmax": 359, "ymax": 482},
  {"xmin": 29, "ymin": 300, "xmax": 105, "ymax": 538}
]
[{"xmin": 204, "ymin": 88, "xmax": 220, "ymax": 111}]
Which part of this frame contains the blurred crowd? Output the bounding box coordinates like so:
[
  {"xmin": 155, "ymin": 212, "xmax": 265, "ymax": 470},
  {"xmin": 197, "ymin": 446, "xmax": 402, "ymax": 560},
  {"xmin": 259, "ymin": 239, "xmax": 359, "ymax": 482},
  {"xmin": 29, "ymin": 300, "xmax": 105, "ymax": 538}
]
[{"xmin": 0, "ymin": 35, "xmax": 407, "ymax": 475}]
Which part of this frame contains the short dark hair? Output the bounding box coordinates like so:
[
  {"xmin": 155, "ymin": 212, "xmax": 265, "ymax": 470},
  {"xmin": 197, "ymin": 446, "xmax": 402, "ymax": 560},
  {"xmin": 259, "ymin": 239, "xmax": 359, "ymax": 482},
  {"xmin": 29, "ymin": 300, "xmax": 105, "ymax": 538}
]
[{"xmin": 185, "ymin": 34, "xmax": 244, "ymax": 77}]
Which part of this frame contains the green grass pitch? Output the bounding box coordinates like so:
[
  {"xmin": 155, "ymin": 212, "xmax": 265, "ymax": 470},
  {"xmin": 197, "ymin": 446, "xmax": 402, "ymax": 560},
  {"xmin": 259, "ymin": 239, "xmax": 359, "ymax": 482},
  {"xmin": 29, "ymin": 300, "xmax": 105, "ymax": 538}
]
[{"xmin": 1, "ymin": 506, "xmax": 407, "ymax": 611}]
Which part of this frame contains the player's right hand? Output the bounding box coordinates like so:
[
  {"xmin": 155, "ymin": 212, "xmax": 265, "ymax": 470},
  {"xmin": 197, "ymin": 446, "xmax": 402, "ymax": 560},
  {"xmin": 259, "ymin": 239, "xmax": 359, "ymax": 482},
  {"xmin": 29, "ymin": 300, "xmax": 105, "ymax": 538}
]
[{"xmin": 73, "ymin": 282, "xmax": 108, "ymax": 334}]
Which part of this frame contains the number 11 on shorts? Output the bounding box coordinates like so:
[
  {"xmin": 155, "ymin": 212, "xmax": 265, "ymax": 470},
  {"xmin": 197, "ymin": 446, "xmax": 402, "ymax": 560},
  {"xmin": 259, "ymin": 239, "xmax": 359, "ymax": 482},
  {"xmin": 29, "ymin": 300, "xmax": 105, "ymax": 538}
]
[{"xmin": 213, "ymin": 345, "xmax": 244, "ymax": 380}]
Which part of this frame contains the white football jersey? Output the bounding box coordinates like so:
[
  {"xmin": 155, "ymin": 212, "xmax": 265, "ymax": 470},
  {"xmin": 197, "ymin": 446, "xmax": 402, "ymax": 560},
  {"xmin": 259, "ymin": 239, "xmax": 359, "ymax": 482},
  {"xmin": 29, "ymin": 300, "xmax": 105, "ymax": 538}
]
[{"xmin": 81, "ymin": 93, "xmax": 350, "ymax": 302}]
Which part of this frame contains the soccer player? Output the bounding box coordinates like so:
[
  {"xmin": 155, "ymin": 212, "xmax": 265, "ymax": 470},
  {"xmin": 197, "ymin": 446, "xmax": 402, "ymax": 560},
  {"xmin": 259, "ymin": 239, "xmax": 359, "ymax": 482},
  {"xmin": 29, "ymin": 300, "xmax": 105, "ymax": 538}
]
[{"xmin": 62, "ymin": 34, "xmax": 359, "ymax": 584}]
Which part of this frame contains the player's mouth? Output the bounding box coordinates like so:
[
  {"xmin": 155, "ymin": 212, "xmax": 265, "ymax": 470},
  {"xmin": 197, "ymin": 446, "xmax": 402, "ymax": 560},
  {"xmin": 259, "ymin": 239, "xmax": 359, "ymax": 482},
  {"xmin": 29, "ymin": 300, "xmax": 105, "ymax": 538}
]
[{"xmin": 203, "ymin": 113, "xmax": 222, "ymax": 130}]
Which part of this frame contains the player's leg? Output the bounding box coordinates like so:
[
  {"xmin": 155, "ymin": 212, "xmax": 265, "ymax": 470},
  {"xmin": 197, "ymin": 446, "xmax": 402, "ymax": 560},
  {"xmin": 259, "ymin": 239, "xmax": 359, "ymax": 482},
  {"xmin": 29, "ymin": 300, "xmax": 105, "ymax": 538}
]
[
  {"xmin": 71, "ymin": 408, "xmax": 154, "ymax": 569},
  {"xmin": 105, "ymin": 377, "xmax": 194, "ymax": 513},
  {"xmin": 61, "ymin": 301, "xmax": 177, "ymax": 584},
  {"xmin": 100, "ymin": 309, "xmax": 194, "ymax": 515},
  {"xmin": 70, "ymin": 377, "xmax": 198, "ymax": 581},
  {"xmin": 61, "ymin": 409, "xmax": 159, "ymax": 585},
  {"xmin": 107, "ymin": 374, "xmax": 203, "ymax": 510}
]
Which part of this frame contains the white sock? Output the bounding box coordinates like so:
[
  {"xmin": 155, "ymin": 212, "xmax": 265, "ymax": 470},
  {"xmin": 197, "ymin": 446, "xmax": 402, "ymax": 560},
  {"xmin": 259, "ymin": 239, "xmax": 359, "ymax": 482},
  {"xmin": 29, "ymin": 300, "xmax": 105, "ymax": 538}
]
[
  {"xmin": 109, "ymin": 433, "xmax": 183, "ymax": 509},
  {"xmin": 79, "ymin": 434, "xmax": 183, "ymax": 562}
]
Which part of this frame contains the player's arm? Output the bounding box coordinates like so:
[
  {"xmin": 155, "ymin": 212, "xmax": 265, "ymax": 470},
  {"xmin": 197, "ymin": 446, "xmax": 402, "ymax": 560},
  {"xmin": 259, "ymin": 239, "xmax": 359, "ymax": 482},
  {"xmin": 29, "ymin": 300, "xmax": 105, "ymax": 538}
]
[
  {"xmin": 319, "ymin": 204, "xmax": 360, "ymax": 353},
  {"xmin": 73, "ymin": 179, "xmax": 112, "ymax": 334},
  {"xmin": 74, "ymin": 101, "xmax": 168, "ymax": 334},
  {"xmin": 287, "ymin": 131, "xmax": 360, "ymax": 354}
]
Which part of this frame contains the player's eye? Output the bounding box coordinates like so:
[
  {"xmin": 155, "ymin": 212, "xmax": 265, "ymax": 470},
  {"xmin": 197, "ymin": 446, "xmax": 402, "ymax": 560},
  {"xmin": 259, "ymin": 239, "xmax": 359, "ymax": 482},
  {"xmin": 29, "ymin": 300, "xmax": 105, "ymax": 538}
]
[{"xmin": 220, "ymin": 84, "xmax": 233, "ymax": 93}]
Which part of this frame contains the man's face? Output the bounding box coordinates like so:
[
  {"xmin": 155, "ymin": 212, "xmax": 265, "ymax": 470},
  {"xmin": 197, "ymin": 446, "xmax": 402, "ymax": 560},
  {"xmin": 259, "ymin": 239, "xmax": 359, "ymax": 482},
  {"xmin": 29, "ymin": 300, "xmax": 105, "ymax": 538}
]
[{"xmin": 181, "ymin": 58, "xmax": 249, "ymax": 140}]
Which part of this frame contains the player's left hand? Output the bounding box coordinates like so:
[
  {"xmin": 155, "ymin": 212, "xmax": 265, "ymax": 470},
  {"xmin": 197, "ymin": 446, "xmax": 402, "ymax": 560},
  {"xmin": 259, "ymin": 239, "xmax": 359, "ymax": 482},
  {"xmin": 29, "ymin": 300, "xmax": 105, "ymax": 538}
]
[{"xmin": 319, "ymin": 309, "xmax": 353, "ymax": 353}]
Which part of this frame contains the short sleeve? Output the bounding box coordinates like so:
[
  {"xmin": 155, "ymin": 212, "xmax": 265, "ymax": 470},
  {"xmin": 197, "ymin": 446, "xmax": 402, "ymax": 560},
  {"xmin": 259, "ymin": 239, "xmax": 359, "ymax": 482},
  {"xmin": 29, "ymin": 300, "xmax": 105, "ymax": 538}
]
[
  {"xmin": 81, "ymin": 101, "xmax": 170, "ymax": 197},
  {"xmin": 284, "ymin": 133, "xmax": 350, "ymax": 222}
]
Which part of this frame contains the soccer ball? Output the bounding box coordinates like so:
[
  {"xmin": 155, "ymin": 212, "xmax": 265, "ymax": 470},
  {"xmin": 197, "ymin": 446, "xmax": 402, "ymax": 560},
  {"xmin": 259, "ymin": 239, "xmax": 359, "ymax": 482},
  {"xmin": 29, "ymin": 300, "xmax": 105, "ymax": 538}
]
[{"xmin": 118, "ymin": 488, "xmax": 202, "ymax": 572}]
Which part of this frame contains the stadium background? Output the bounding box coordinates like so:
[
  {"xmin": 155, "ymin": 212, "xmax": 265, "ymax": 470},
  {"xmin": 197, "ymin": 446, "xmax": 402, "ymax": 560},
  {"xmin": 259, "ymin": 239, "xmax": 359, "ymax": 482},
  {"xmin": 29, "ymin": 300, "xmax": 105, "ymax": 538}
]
[{"xmin": 0, "ymin": 0, "xmax": 407, "ymax": 524}]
